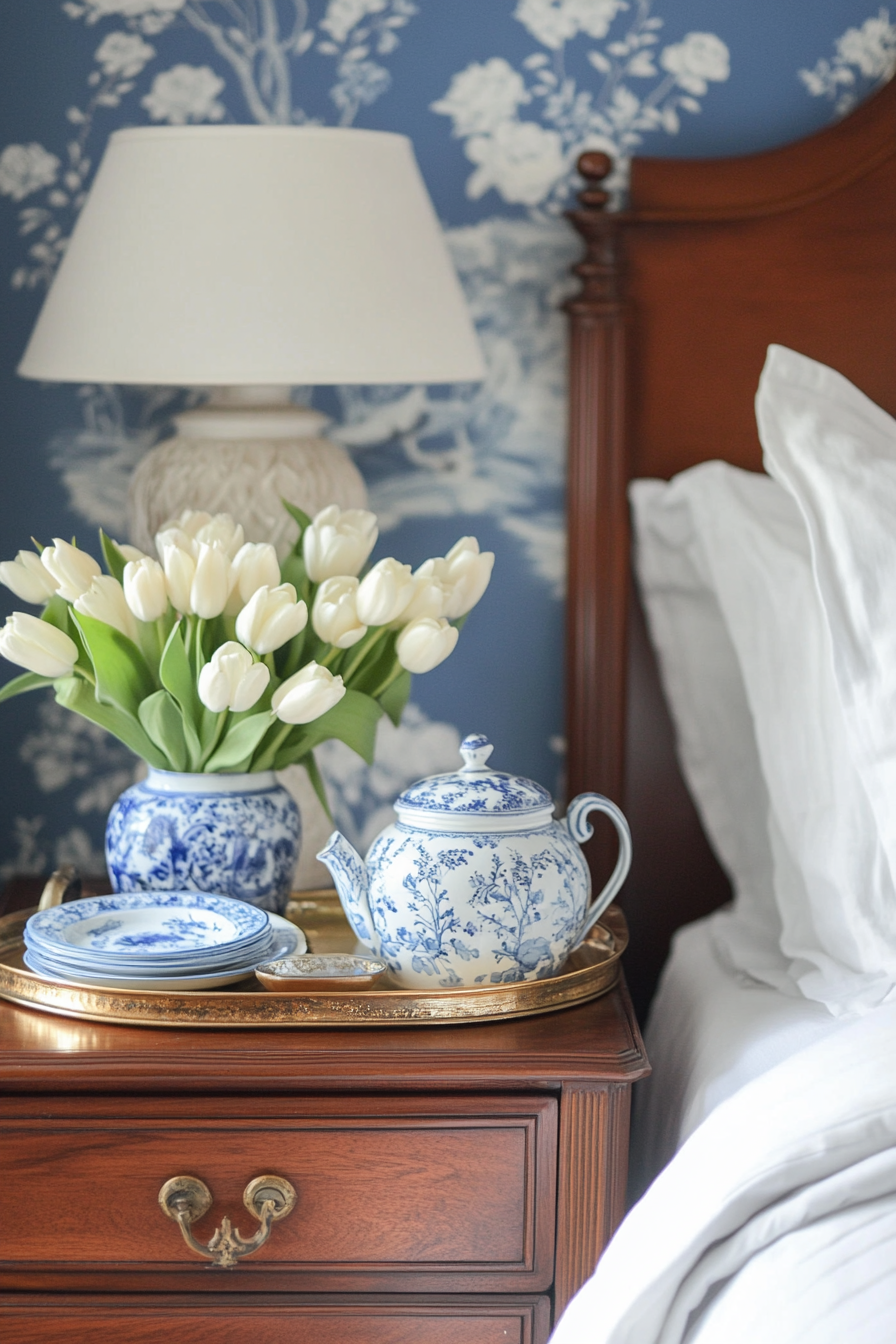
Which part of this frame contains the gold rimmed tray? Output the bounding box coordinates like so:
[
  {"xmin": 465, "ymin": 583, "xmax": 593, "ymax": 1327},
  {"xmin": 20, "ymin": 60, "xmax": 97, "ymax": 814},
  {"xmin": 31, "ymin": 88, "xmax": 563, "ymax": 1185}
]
[{"xmin": 0, "ymin": 891, "xmax": 627, "ymax": 1028}]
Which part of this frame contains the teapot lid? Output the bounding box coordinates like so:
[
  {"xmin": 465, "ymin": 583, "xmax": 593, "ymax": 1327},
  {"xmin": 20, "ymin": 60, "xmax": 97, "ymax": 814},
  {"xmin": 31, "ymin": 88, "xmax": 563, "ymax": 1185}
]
[{"xmin": 395, "ymin": 734, "xmax": 553, "ymax": 831}]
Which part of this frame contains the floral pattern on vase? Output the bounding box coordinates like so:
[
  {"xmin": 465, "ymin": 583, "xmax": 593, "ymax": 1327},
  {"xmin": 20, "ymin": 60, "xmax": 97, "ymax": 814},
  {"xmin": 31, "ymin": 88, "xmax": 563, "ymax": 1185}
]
[{"xmin": 105, "ymin": 768, "xmax": 300, "ymax": 913}]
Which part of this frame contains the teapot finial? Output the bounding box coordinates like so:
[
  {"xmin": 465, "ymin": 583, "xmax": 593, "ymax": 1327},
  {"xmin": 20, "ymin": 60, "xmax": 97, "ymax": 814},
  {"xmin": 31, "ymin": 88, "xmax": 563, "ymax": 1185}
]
[{"xmin": 459, "ymin": 733, "xmax": 494, "ymax": 774}]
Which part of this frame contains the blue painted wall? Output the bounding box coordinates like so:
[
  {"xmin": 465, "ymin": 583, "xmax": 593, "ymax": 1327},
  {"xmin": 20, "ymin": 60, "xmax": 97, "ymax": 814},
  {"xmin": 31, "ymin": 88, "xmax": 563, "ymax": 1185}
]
[{"xmin": 0, "ymin": 1, "xmax": 892, "ymax": 879}]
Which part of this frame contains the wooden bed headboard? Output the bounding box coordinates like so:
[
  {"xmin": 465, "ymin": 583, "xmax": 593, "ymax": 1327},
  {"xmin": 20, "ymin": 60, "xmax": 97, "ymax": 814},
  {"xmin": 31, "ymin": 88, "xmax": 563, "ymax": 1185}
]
[{"xmin": 565, "ymin": 76, "xmax": 896, "ymax": 1022}]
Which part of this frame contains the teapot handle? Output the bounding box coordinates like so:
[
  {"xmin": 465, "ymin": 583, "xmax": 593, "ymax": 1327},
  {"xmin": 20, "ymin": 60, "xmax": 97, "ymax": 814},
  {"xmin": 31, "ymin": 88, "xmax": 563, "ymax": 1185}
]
[{"xmin": 565, "ymin": 793, "xmax": 632, "ymax": 947}]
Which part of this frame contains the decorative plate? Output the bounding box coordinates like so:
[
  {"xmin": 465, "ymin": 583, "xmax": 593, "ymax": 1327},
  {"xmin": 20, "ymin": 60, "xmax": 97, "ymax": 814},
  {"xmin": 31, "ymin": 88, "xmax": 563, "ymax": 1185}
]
[
  {"xmin": 22, "ymin": 914, "xmax": 303, "ymax": 991},
  {"xmin": 25, "ymin": 890, "xmax": 270, "ymax": 963}
]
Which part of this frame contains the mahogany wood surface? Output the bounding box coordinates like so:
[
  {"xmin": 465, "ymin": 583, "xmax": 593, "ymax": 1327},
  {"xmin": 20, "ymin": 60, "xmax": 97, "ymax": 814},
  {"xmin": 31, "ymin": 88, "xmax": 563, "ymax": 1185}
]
[
  {"xmin": 565, "ymin": 75, "xmax": 896, "ymax": 1019},
  {"xmin": 0, "ymin": 1096, "xmax": 556, "ymax": 1294},
  {"xmin": 0, "ymin": 984, "xmax": 647, "ymax": 1092},
  {"xmin": 0, "ymin": 1294, "xmax": 553, "ymax": 1344}
]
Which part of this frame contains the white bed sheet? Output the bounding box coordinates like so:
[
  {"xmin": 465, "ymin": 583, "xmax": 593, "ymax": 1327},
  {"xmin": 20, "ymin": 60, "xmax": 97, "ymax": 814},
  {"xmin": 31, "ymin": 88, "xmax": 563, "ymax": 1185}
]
[{"xmin": 629, "ymin": 912, "xmax": 848, "ymax": 1198}]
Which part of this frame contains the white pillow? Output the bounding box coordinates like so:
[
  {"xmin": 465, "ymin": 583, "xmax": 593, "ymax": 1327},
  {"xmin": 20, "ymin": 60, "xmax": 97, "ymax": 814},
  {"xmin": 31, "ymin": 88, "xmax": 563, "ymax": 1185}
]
[
  {"xmin": 634, "ymin": 458, "xmax": 896, "ymax": 1015},
  {"xmin": 630, "ymin": 480, "xmax": 788, "ymax": 993},
  {"xmin": 758, "ymin": 344, "xmax": 896, "ymax": 917}
]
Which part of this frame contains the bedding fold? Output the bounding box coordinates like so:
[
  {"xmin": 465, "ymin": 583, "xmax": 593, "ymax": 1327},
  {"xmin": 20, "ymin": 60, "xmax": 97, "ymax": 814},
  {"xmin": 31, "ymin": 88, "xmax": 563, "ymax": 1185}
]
[{"xmin": 551, "ymin": 1002, "xmax": 896, "ymax": 1344}]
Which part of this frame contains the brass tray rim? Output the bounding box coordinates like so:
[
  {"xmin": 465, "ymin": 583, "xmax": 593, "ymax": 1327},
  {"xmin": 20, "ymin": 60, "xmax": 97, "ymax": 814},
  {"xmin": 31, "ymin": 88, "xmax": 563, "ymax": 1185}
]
[{"xmin": 0, "ymin": 900, "xmax": 627, "ymax": 1029}]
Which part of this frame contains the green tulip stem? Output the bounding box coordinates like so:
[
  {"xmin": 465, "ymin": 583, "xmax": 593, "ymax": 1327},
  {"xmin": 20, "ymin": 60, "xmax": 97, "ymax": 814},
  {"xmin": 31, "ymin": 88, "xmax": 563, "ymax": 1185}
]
[
  {"xmin": 369, "ymin": 662, "xmax": 404, "ymax": 701},
  {"xmin": 319, "ymin": 646, "xmax": 342, "ymax": 669},
  {"xmin": 155, "ymin": 617, "xmax": 168, "ymax": 662},
  {"xmin": 342, "ymin": 625, "xmax": 390, "ymax": 683},
  {"xmin": 199, "ymin": 710, "xmax": 229, "ymax": 769},
  {"xmin": 253, "ymin": 718, "xmax": 293, "ymax": 772}
]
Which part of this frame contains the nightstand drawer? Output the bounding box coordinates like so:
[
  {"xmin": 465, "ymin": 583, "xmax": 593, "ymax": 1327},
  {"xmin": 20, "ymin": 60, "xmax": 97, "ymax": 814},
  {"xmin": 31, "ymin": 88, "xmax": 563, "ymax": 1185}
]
[
  {"xmin": 0, "ymin": 1096, "xmax": 556, "ymax": 1294},
  {"xmin": 0, "ymin": 1293, "xmax": 553, "ymax": 1344}
]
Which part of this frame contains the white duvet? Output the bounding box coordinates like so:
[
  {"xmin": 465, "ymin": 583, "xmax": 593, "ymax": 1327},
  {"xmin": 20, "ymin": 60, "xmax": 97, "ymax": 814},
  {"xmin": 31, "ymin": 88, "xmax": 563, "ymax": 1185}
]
[{"xmin": 551, "ymin": 1002, "xmax": 896, "ymax": 1343}]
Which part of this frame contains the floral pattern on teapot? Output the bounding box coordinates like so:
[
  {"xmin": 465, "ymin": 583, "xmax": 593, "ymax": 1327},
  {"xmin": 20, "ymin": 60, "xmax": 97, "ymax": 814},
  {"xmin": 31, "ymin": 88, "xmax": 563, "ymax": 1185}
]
[{"xmin": 319, "ymin": 734, "xmax": 632, "ymax": 989}]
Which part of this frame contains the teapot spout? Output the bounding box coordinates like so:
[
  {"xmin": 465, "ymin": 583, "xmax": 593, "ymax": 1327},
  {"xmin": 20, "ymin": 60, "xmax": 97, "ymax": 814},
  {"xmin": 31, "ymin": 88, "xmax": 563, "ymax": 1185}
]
[{"xmin": 316, "ymin": 832, "xmax": 376, "ymax": 952}]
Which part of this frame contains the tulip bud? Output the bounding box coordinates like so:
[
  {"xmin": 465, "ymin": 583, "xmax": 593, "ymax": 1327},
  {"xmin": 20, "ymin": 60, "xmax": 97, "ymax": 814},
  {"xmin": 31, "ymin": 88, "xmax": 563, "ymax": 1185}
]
[
  {"xmin": 0, "ymin": 611, "xmax": 78, "ymax": 678},
  {"xmin": 402, "ymin": 570, "xmax": 449, "ymax": 623},
  {"xmin": 441, "ymin": 537, "xmax": 495, "ymax": 618},
  {"xmin": 157, "ymin": 534, "xmax": 196, "ymax": 615},
  {"xmin": 123, "ymin": 557, "xmax": 169, "ymax": 623},
  {"xmin": 0, "ymin": 551, "xmax": 59, "ymax": 604},
  {"xmin": 302, "ymin": 504, "xmax": 378, "ymax": 583},
  {"xmin": 230, "ymin": 542, "xmax": 281, "ymax": 609},
  {"xmin": 40, "ymin": 538, "xmax": 102, "ymax": 603},
  {"xmin": 236, "ymin": 584, "xmax": 308, "ymax": 654},
  {"xmin": 190, "ymin": 542, "xmax": 234, "ymax": 620},
  {"xmin": 396, "ymin": 617, "xmax": 459, "ymax": 674},
  {"xmin": 312, "ymin": 576, "xmax": 368, "ymax": 649},
  {"xmin": 74, "ymin": 575, "xmax": 138, "ymax": 641},
  {"xmin": 198, "ymin": 641, "xmax": 270, "ymax": 714},
  {"xmin": 356, "ymin": 558, "xmax": 415, "ymax": 627},
  {"xmin": 113, "ymin": 541, "xmax": 147, "ymax": 563},
  {"xmin": 193, "ymin": 512, "xmax": 245, "ymax": 558},
  {"xmin": 159, "ymin": 509, "xmax": 212, "ymax": 540},
  {"xmin": 271, "ymin": 662, "xmax": 345, "ymax": 724}
]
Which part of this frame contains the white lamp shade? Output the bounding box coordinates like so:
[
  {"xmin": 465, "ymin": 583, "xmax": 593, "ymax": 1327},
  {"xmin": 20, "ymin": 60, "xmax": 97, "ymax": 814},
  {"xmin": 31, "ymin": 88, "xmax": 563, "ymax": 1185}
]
[{"xmin": 18, "ymin": 126, "xmax": 484, "ymax": 386}]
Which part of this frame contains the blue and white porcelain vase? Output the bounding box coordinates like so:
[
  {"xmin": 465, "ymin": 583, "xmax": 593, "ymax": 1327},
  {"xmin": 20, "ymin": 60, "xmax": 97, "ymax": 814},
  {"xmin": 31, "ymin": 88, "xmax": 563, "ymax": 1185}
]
[
  {"xmin": 105, "ymin": 769, "xmax": 300, "ymax": 914},
  {"xmin": 317, "ymin": 734, "xmax": 632, "ymax": 988}
]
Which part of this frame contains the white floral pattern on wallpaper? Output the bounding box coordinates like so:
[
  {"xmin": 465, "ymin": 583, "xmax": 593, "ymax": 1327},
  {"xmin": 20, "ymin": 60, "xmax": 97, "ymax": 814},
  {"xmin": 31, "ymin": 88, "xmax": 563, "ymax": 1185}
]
[
  {"xmin": 0, "ymin": 3, "xmax": 889, "ymax": 872},
  {"xmin": 432, "ymin": 0, "xmax": 729, "ymax": 213},
  {"xmin": 800, "ymin": 7, "xmax": 896, "ymax": 116}
]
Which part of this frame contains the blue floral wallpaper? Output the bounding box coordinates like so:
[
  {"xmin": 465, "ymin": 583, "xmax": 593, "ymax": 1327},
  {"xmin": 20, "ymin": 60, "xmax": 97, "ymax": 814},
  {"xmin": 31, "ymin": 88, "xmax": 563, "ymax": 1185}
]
[{"xmin": 0, "ymin": 1, "xmax": 893, "ymax": 883}]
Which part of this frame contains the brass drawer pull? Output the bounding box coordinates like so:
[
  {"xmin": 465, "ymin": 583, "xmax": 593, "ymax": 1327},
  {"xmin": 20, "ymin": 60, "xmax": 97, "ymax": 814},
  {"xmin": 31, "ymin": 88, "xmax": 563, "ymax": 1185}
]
[{"xmin": 158, "ymin": 1174, "xmax": 296, "ymax": 1268}]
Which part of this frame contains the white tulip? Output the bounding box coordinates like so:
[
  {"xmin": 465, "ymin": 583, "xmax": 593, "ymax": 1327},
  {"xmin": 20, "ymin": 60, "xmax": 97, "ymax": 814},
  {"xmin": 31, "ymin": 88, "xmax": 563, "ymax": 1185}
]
[
  {"xmin": 0, "ymin": 551, "xmax": 59, "ymax": 604},
  {"xmin": 302, "ymin": 504, "xmax": 378, "ymax": 583},
  {"xmin": 193, "ymin": 512, "xmax": 245, "ymax": 558},
  {"xmin": 113, "ymin": 541, "xmax": 147, "ymax": 563},
  {"xmin": 0, "ymin": 612, "xmax": 78, "ymax": 679},
  {"xmin": 123, "ymin": 557, "xmax": 169, "ymax": 623},
  {"xmin": 191, "ymin": 542, "xmax": 234, "ymax": 620},
  {"xmin": 401, "ymin": 571, "xmax": 449, "ymax": 623},
  {"xmin": 157, "ymin": 510, "xmax": 245, "ymax": 559},
  {"xmin": 236, "ymin": 584, "xmax": 308, "ymax": 654},
  {"xmin": 272, "ymin": 662, "xmax": 345, "ymax": 724},
  {"xmin": 441, "ymin": 537, "xmax": 495, "ymax": 618},
  {"xmin": 396, "ymin": 617, "xmax": 459, "ymax": 674},
  {"xmin": 356, "ymin": 557, "xmax": 415, "ymax": 626},
  {"xmin": 312, "ymin": 576, "xmax": 368, "ymax": 649},
  {"xmin": 230, "ymin": 542, "xmax": 281, "ymax": 609},
  {"xmin": 74, "ymin": 575, "xmax": 138, "ymax": 641},
  {"xmin": 159, "ymin": 509, "xmax": 212, "ymax": 540},
  {"xmin": 40, "ymin": 538, "xmax": 102, "ymax": 602},
  {"xmin": 157, "ymin": 533, "xmax": 197, "ymax": 614},
  {"xmin": 198, "ymin": 641, "xmax": 270, "ymax": 714}
]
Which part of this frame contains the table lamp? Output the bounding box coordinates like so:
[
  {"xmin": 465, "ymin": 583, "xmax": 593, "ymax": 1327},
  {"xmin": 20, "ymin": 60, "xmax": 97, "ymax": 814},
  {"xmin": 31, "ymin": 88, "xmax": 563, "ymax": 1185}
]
[{"xmin": 18, "ymin": 126, "xmax": 485, "ymax": 556}]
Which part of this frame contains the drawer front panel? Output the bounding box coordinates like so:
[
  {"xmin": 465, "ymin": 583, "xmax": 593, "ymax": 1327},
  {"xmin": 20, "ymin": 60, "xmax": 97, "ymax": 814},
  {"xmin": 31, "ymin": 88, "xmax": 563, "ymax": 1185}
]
[
  {"xmin": 0, "ymin": 1098, "xmax": 556, "ymax": 1290},
  {"xmin": 0, "ymin": 1296, "xmax": 552, "ymax": 1344}
]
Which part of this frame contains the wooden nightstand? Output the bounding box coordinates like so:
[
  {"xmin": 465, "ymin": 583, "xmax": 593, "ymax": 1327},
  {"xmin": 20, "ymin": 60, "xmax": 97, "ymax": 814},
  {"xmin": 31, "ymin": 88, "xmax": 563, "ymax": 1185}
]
[{"xmin": 0, "ymin": 897, "xmax": 647, "ymax": 1344}]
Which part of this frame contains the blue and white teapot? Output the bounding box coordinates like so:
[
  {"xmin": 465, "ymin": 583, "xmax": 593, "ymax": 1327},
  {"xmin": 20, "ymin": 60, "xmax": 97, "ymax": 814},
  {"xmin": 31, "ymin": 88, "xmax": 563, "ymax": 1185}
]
[{"xmin": 317, "ymin": 733, "xmax": 632, "ymax": 989}]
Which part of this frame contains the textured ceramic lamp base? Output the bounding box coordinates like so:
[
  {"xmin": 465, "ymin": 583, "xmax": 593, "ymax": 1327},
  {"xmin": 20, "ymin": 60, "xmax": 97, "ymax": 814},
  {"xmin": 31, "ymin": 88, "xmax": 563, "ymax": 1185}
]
[{"xmin": 127, "ymin": 396, "xmax": 367, "ymax": 559}]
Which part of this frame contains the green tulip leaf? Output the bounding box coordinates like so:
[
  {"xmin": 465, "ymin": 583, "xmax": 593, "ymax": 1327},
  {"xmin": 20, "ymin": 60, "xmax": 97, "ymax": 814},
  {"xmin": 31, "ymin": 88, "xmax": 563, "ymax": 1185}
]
[
  {"xmin": 205, "ymin": 712, "xmax": 274, "ymax": 773},
  {"xmin": 299, "ymin": 749, "xmax": 332, "ymax": 821},
  {"xmin": 138, "ymin": 690, "xmax": 188, "ymax": 772},
  {"xmin": 282, "ymin": 499, "xmax": 312, "ymax": 547},
  {"xmin": 73, "ymin": 611, "xmax": 156, "ymax": 718},
  {"xmin": 159, "ymin": 621, "xmax": 202, "ymax": 766},
  {"xmin": 99, "ymin": 531, "xmax": 127, "ymax": 584},
  {"xmin": 0, "ymin": 671, "xmax": 54, "ymax": 704},
  {"xmin": 54, "ymin": 675, "xmax": 168, "ymax": 768},
  {"xmin": 378, "ymin": 668, "xmax": 412, "ymax": 728},
  {"xmin": 296, "ymin": 689, "xmax": 383, "ymax": 765}
]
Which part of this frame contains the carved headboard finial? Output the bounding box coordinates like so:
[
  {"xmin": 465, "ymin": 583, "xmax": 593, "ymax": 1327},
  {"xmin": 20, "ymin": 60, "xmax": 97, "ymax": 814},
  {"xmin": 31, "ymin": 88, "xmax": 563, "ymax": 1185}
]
[{"xmin": 565, "ymin": 153, "xmax": 621, "ymax": 313}]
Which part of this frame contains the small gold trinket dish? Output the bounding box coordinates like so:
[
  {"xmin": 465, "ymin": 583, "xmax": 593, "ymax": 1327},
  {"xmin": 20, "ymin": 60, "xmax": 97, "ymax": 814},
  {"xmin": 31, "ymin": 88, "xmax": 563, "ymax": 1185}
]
[{"xmin": 255, "ymin": 952, "xmax": 388, "ymax": 992}]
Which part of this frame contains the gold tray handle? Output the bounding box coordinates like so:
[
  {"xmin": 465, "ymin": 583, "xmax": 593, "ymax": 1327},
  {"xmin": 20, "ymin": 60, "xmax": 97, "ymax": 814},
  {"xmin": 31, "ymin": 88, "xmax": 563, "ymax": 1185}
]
[{"xmin": 158, "ymin": 1174, "xmax": 296, "ymax": 1268}]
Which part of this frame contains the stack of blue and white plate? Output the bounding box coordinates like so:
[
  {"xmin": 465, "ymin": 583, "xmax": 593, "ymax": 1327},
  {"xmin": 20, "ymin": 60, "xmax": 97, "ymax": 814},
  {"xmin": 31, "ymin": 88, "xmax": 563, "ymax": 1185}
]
[{"xmin": 23, "ymin": 891, "xmax": 305, "ymax": 990}]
